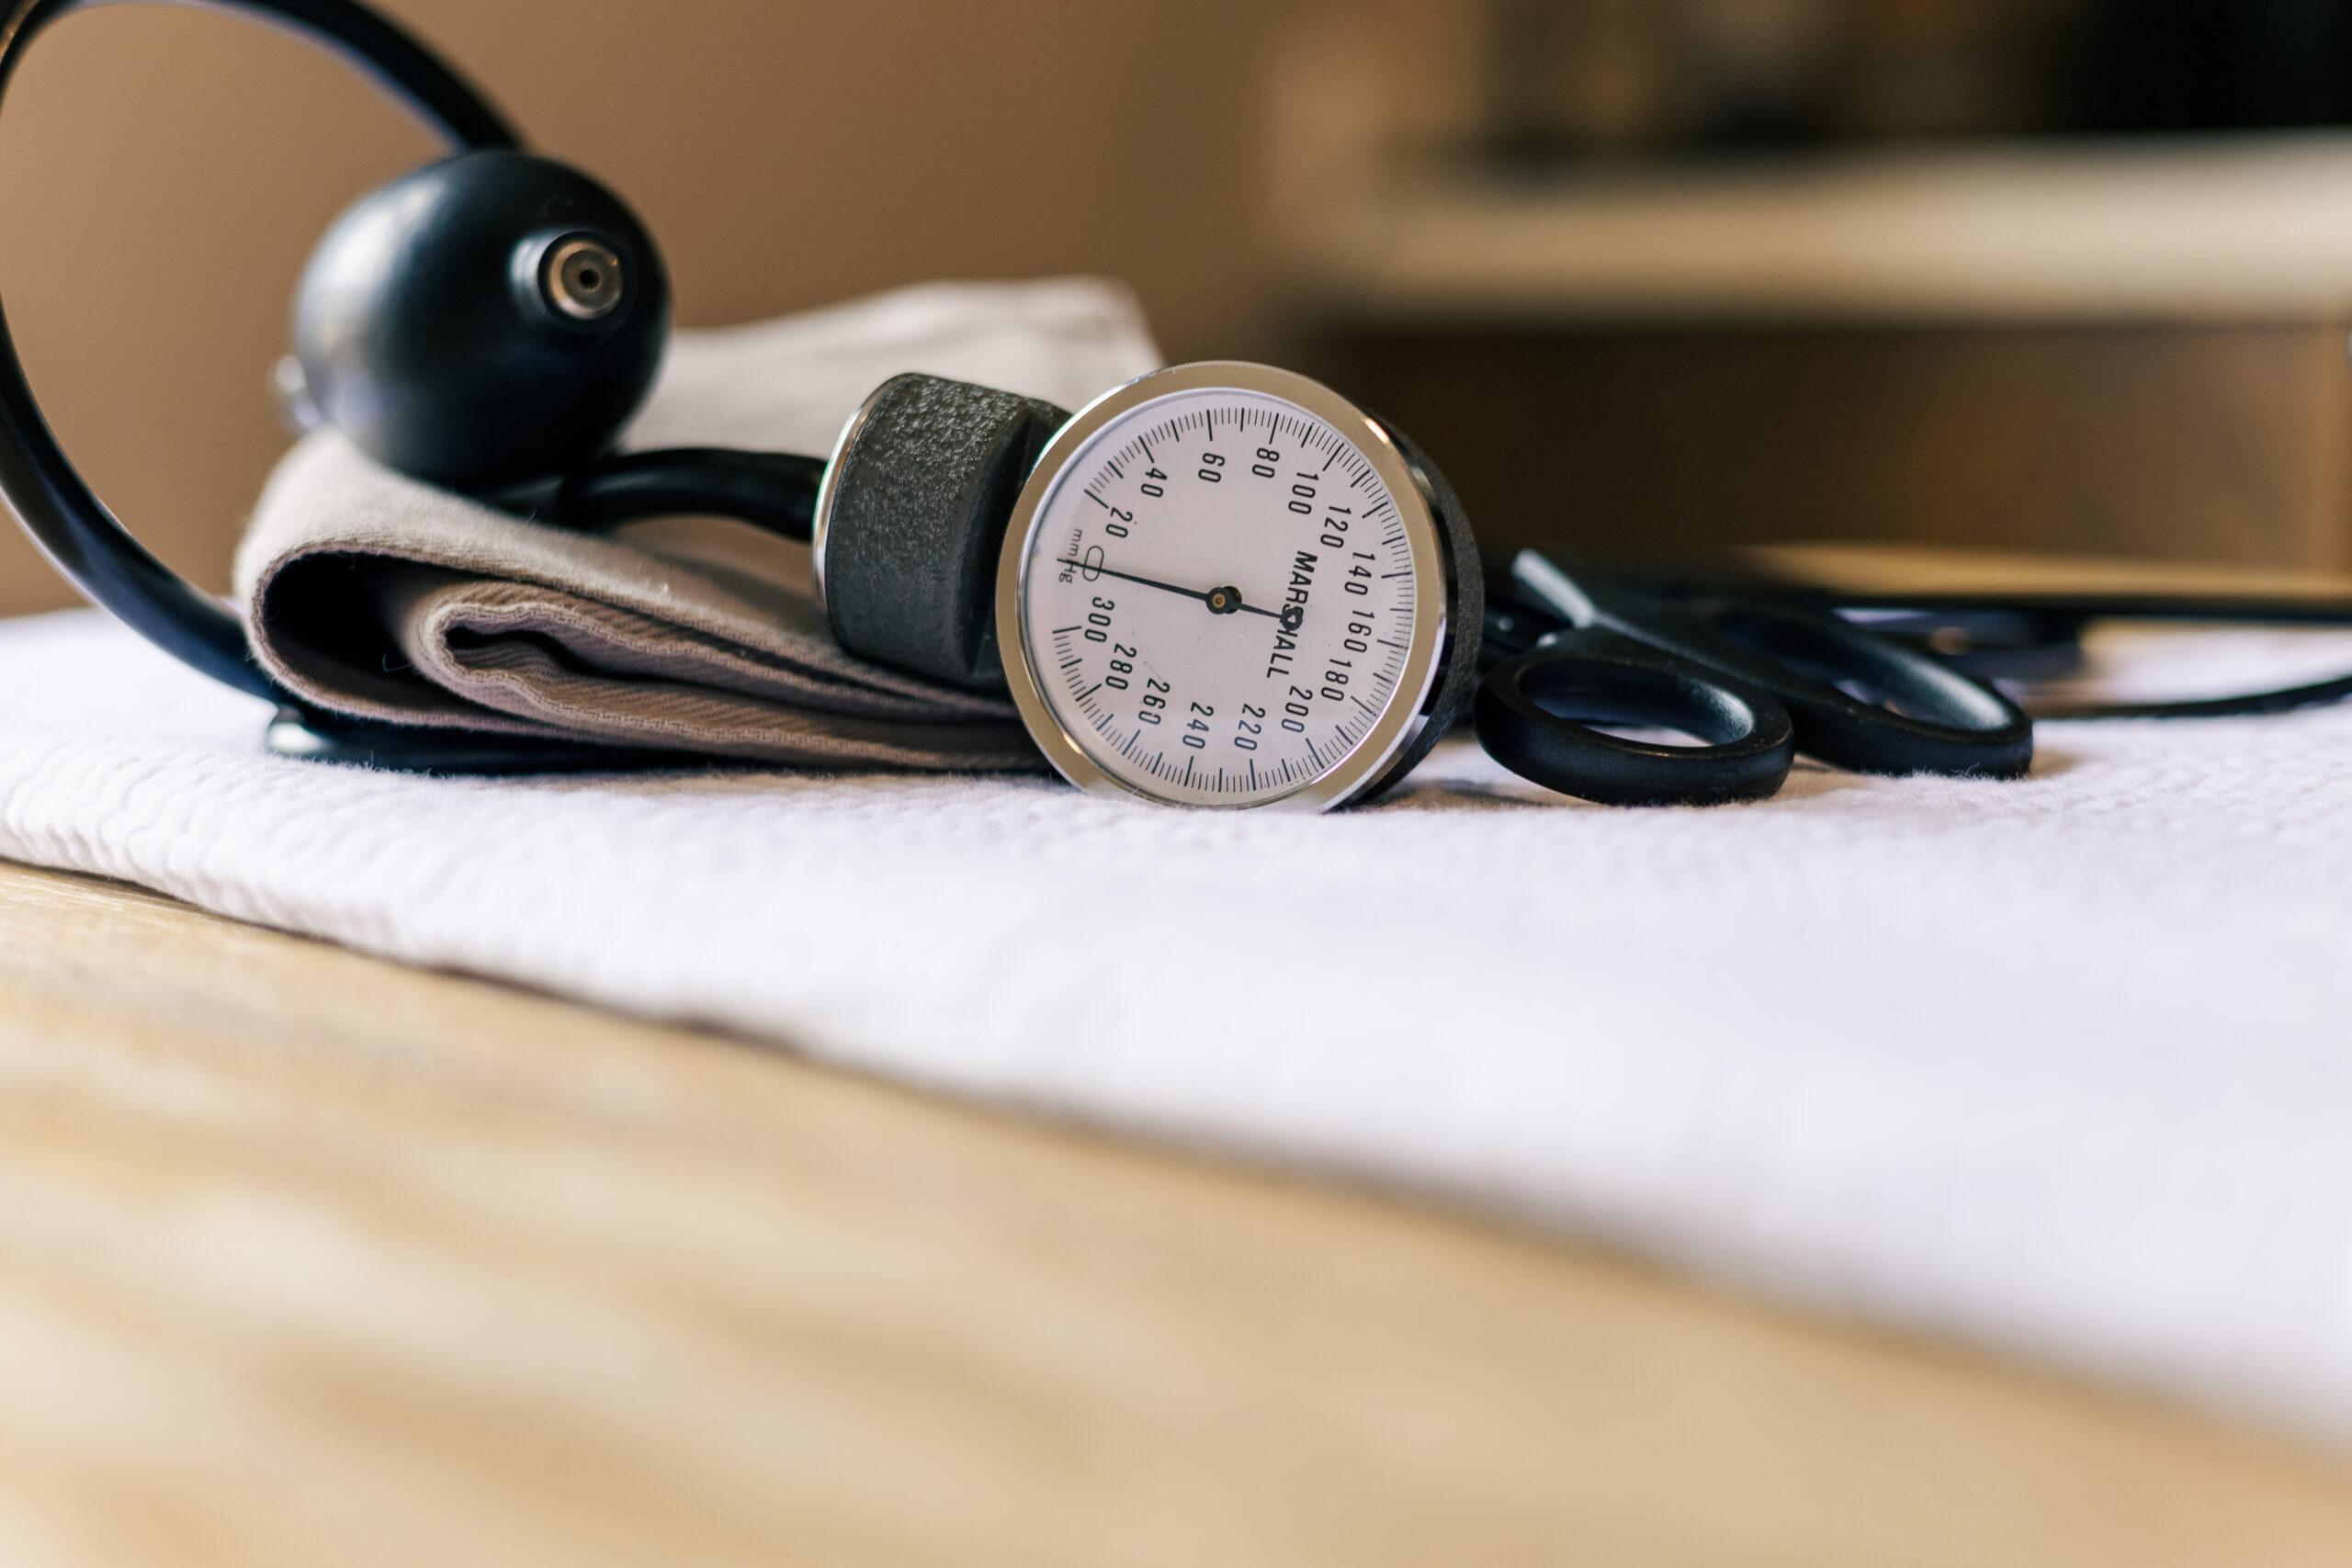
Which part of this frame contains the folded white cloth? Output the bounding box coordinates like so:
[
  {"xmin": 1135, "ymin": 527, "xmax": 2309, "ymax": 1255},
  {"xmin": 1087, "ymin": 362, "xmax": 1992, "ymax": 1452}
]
[{"xmin": 8, "ymin": 284, "xmax": 2352, "ymax": 1449}]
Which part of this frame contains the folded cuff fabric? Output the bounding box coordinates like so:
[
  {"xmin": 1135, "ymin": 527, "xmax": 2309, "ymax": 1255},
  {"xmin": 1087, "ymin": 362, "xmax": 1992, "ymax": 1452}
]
[{"xmin": 234, "ymin": 278, "xmax": 1164, "ymax": 769}]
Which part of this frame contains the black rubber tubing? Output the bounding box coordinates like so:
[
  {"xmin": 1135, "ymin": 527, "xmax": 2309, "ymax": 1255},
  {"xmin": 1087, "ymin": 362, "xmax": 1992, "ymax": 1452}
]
[
  {"xmin": 1690, "ymin": 598, "xmax": 2036, "ymax": 778},
  {"xmin": 1475, "ymin": 627, "xmax": 1796, "ymax": 807},
  {"xmin": 552, "ymin": 447, "xmax": 826, "ymax": 541}
]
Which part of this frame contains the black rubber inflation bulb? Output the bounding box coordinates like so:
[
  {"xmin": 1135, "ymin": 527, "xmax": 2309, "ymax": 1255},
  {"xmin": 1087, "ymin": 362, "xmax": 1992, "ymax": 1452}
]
[{"xmin": 292, "ymin": 150, "xmax": 672, "ymax": 493}]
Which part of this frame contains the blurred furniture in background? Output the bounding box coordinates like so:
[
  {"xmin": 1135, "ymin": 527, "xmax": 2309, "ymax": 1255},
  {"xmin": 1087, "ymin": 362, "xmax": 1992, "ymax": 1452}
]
[
  {"xmin": 1297, "ymin": 139, "xmax": 2352, "ymax": 567},
  {"xmin": 1277, "ymin": 1, "xmax": 2352, "ymax": 568}
]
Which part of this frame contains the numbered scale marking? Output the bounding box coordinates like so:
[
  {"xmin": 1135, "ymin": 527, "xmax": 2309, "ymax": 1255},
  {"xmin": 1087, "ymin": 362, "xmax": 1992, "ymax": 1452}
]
[{"xmin": 999, "ymin": 365, "xmax": 1451, "ymax": 810}]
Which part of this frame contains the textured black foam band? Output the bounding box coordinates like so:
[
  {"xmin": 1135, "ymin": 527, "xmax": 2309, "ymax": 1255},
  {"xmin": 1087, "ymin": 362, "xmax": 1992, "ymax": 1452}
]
[{"xmin": 821, "ymin": 373, "xmax": 1070, "ymax": 691}]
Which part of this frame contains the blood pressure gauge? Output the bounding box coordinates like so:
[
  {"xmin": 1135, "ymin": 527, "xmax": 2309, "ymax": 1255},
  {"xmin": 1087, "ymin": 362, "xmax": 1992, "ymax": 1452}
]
[{"xmin": 996, "ymin": 363, "xmax": 1482, "ymax": 810}]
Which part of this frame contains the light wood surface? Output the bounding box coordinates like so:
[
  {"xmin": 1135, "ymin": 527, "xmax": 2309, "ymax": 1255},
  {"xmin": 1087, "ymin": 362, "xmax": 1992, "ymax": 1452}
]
[{"xmin": 5, "ymin": 858, "xmax": 2352, "ymax": 1567}]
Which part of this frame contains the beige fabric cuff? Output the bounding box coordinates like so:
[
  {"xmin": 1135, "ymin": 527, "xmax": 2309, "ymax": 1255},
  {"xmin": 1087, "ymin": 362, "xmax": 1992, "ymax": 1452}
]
[
  {"xmin": 237, "ymin": 435, "xmax": 1039, "ymax": 772},
  {"xmin": 229, "ymin": 279, "xmax": 1165, "ymax": 773}
]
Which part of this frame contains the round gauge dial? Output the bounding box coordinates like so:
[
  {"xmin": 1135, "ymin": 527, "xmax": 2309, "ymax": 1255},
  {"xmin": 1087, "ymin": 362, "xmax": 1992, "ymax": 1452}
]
[{"xmin": 997, "ymin": 363, "xmax": 1456, "ymax": 810}]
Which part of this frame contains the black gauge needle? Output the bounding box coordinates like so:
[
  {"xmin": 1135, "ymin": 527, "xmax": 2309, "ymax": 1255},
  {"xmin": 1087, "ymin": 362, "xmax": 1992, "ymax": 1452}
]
[{"xmin": 1057, "ymin": 559, "xmax": 1278, "ymax": 618}]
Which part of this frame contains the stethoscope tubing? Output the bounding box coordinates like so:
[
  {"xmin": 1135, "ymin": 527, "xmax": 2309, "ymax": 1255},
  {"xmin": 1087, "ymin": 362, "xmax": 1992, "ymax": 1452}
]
[
  {"xmin": 1802, "ymin": 592, "xmax": 2352, "ymax": 721},
  {"xmin": 1476, "ymin": 627, "xmax": 1796, "ymax": 806},
  {"xmin": 1500, "ymin": 550, "xmax": 2034, "ymax": 790},
  {"xmin": 1681, "ymin": 598, "xmax": 2033, "ymax": 776}
]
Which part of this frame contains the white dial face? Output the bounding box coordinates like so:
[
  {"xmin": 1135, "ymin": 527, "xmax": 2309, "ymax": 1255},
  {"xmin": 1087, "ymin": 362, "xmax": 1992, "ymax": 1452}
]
[{"xmin": 1013, "ymin": 383, "xmax": 1430, "ymax": 807}]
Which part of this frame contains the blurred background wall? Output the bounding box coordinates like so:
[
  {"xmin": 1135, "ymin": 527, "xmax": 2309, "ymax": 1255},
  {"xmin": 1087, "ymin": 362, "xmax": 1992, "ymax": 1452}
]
[{"xmin": 7, "ymin": 0, "xmax": 2352, "ymax": 620}]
